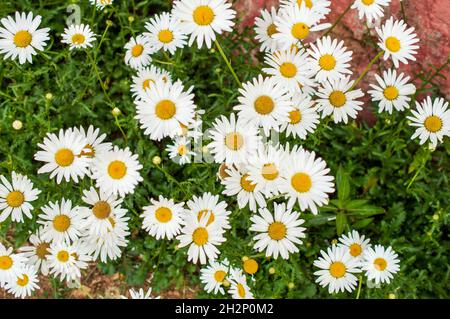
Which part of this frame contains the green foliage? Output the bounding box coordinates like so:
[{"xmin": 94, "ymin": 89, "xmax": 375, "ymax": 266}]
[{"xmin": 0, "ymin": 0, "xmax": 449, "ymax": 299}]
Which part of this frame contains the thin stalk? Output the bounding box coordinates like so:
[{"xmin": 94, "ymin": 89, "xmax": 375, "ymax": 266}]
[
  {"xmin": 356, "ymin": 275, "xmax": 363, "ymax": 299},
  {"xmin": 417, "ymin": 57, "xmax": 450, "ymax": 92},
  {"xmin": 350, "ymin": 51, "xmax": 384, "ymax": 91},
  {"xmin": 322, "ymin": 1, "xmax": 353, "ymax": 38},
  {"xmin": 214, "ymin": 39, "xmax": 241, "ymax": 87}
]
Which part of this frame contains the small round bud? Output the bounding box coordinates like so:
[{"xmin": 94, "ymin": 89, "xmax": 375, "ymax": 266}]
[
  {"xmin": 432, "ymin": 214, "xmax": 439, "ymax": 221},
  {"xmin": 45, "ymin": 93, "xmax": 53, "ymax": 100},
  {"xmin": 268, "ymin": 267, "xmax": 276, "ymax": 275},
  {"xmin": 241, "ymin": 256, "xmax": 249, "ymax": 262},
  {"xmin": 222, "ymin": 279, "xmax": 231, "ymax": 287},
  {"xmin": 152, "ymin": 156, "xmax": 162, "ymax": 165},
  {"xmin": 331, "ymin": 239, "xmax": 338, "ymax": 245},
  {"xmin": 388, "ymin": 293, "xmax": 396, "ymax": 299},
  {"xmin": 112, "ymin": 107, "xmax": 121, "ymax": 116},
  {"xmin": 202, "ymin": 146, "xmax": 209, "ymax": 154},
  {"xmin": 106, "ymin": 20, "xmax": 113, "ymax": 27},
  {"xmin": 128, "ymin": 16, "xmax": 135, "ymax": 23},
  {"xmin": 12, "ymin": 120, "xmax": 23, "ymax": 130},
  {"xmin": 288, "ymin": 282, "xmax": 295, "ymax": 289},
  {"xmin": 243, "ymin": 258, "xmax": 258, "ymax": 275}
]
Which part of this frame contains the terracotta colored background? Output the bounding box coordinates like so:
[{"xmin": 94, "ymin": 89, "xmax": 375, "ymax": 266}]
[{"xmin": 235, "ymin": 0, "xmax": 450, "ymax": 103}]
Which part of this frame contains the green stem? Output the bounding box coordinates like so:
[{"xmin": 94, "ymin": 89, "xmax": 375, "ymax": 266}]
[
  {"xmin": 214, "ymin": 39, "xmax": 241, "ymax": 87},
  {"xmin": 356, "ymin": 275, "xmax": 363, "ymax": 299},
  {"xmin": 417, "ymin": 57, "xmax": 450, "ymax": 92},
  {"xmin": 114, "ymin": 114, "xmax": 128, "ymax": 144},
  {"xmin": 322, "ymin": 1, "xmax": 353, "ymax": 38},
  {"xmin": 350, "ymin": 51, "xmax": 384, "ymax": 91},
  {"xmin": 400, "ymin": 0, "xmax": 407, "ymax": 23},
  {"xmin": 95, "ymin": 23, "xmax": 111, "ymax": 59}
]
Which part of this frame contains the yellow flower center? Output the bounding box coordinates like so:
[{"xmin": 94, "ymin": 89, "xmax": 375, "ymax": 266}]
[
  {"xmin": 374, "ymin": 257, "xmax": 388, "ymax": 271},
  {"xmin": 155, "ymin": 206, "xmax": 173, "ymax": 223},
  {"xmin": 55, "ymin": 148, "xmax": 75, "ymax": 167},
  {"xmin": 291, "ymin": 172, "xmax": 312, "ymax": 193},
  {"xmin": 289, "ymin": 109, "xmax": 302, "ymax": 124},
  {"xmin": 329, "ymin": 261, "xmax": 346, "ymax": 278},
  {"xmin": 385, "ymin": 36, "xmax": 401, "ymax": 53},
  {"xmin": 280, "ymin": 62, "xmax": 297, "ymax": 78},
  {"xmin": 225, "ymin": 132, "xmax": 244, "ymax": 151},
  {"xmin": 319, "ymin": 54, "xmax": 337, "ymax": 71},
  {"xmin": 36, "ymin": 243, "xmax": 50, "ymax": 260},
  {"xmin": 131, "ymin": 44, "xmax": 144, "ymax": 57},
  {"xmin": 291, "ymin": 22, "xmax": 310, "ymax": 40},
  {"xmin": 237, "ymin": 283, "xmax": 246, "ymax": 298},
  {"xmin": 297, "ymin": 0, "xmax": 313, "ymax": 8},
  {"xmin": 53, "ymin": 215, "xmax": 71, "ymax": 232},
  {"xmin": 6, "ymin": 191, "xmax": 25, "ymax": 208},
  {"xmin": 424, "ymin": 115, "xmax": 442, "ymax": 133},
  {"xmin": 158, "ymin": 29, "xmax": 174, "ymax": 43},
  {"xmin": 0, "ymin": 256, "xmax": 13, "ymax": 270},
  {"xmin": 92, "ymin": 201, "xmax": 111, "ymax": 219},
  {"xmin": 383, "ymin": 86, "xmax": 399, "ymax": 101},
  {"xmin": 155, "ymin": 99, "xmax": 176, "ymax": 120},
  {"xmin": 254, "ymin": 95, "xmax": 275, "ymax": 115},
  {"xmin": 267, "ymin": 24, "xmax": 278, "ymax": 37},
  {"xmin": 243, "ymin": 259, "xmax": 259, "ymax": 275},
  {"xmin": 214, "ymin": 270, "xmax": 227, "ymax": 283},
  {"xmin": 192, "ymin": 227, "xmax": 209, "ymax": 246},
  {"xmin": 193, "ymin": 5, "xmax": 215, "ymax": 26},
  {"xmin": 262, "ymin": 163, "xmax": 279, "ymax": 180},
  {"xmin": 178, "ymin": 144, "xmax": 187, "ymax": 156},
  {"xmin": 16, "ymin": 274, "xmax": 29, "ymax": 287},
  {"xmin": 240, "ymin": 174, "xmax": 256, "ymax": 192},
  {"xmin": 57, "ymin": 250, "xmax": 69, "ymax": 263},
  {"xmin": 72, "ymin": 33, "xmax": 85, "ymax": 45},
  {"xmin": 142, "ymin": 79, "xmax": 155, "ymax": 90},
  {"xmin": 268, "ymin": 222, "xmax": 287, "ymax": 240},
  {"xmin": 14, "ymin": 30, "xmax": 32, "ymax": 48},
  {"xmin": 362, "ymin": 0, "xmax": 375, "ymax": 5},
  {"xmin": 329, "ymin": 91, "xmax": 347, "ymax": 108},
  {"xmin": 79, "ymin": 144, "xmax": 95, "ymax": 157},
  {"xmin": 349, "ymin": 243, "xmax": 362, "ymax": 257},
  {"xmin": 197, "ymin": 209, "xmax": 215, "ymax": 226},
  {"xmin": 108, "ymin": 160, "xmax": 127, "ymax": 179}
]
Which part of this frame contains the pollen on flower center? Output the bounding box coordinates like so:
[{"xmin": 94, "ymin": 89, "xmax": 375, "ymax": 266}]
[
  {"xmin": 0, "ymin": 255, "xmax": 13, "ymax": 270},
  {"xmin": 16, "ymin": 274, "xmax": 29, "ymax": 287},
  {"xmin": 53, "ymin": 215, "xmax": 71, "ymax": 232},
  {"xmin": 262, "ymin": 163, "xmax": 279, "ymax": 180},
  {"xmin": 319, "ymin": 54, "xmax": 337, "ymax": 71},
  {"xmin": 243, "ymin": 259, "xmax": 259, "ymax": 274},
  {"xmin": 385, "ymin": 36, "xmax": 401, "ymax": 53},
  {"xmin": 6, "ymin": 191, "xmax": 25, "ymax": 208},
  {"xmin": 291, "ymin": 172, "xmax": 312, "ymax": 193},
  {"xmin": 289, "ymin": 109, "xmax": 302, "ymax": 124},
  {"xmin": 280, "ymin": 62, "xmax": 298, "ymax": 78},
  {"xmin": 198, "ymin": 209, "xmax": 215, "ymax": 226},
  {"xmin": 14, "ymin": 30, "xmax": 32, "ymax": 48},
  {"xmin": 178, "ymin": 144, "xmax": 187, "ymax": 156},
  {"xmin": 362, "ymin": 0, "xmax": 375, "ymax": 5},
  {"xmin": 131, "ymin": 44, "xmax": 144, "ymax": 57},
  {"xmin": 57, "ymin": 250, "xmax": 69, "ymax": 263},
  {"xmin": 214, "ymin": 270, "xmax": 226, "ymax": 283},
  {"xmin": 267, "ymin": 24, "xmax": 278, "ymax": 37},
  {"xmin": 92, "ymin": 201, "xmax": 112, "ymax": 219},
  {"xmin": 240, "ymin": 174, "xmax": 256, "ymax": 192},
  {"xmin": 79, "ymin": 144, "xmax": 95, "ymax": 157},
  {"xmin": 225, "ymin": 132, "xmax": 244, "ymax": 151},
  {"xmin": 254, "ymin": 95, "xmax": 275, "ymax": 115},
  {"xmin": 329, "ymin": 91, "xmax": 347, "ymax": 108},
  {"xmin": 424, "ymin": 115, "xmax": 442, "ymax": 133},
  {"xmin": 374, "ymin": 257, "xmax": 388, "ymax": 271},
  {"xmin": 268, "ymin": 222, "xmax": 287, "ymax": 240},
  {"xmin": 193, "ymin": 6, "xmax": 215, "ymax": 26},
  {"xmin": 155, "ymin": 99, "xmax": 176, "ymax": 120},
  {"xmin": 297, "ymin": 0, "xmax": 313, "ymax": 8},
  {"xmin": 142, "ymin": 78, "xmax": 155, "ymax": 90},
  {"xmin": 291, "ymin": 22, "xmax": 310, "ymax": 40},
  {"xmin": 55, "ymin": 148, "xmax": 75, "ymax": 167},
  {"xmin": 349, "ymin": 243, "xmax": 362, "ymax": 257},
  {"xmin": 155, "ymin": 207, "xmax": 173, "ymax": 223},
  {"xmin": 329, "ymin": 261, "xmax": 346, "ymax": 278},
  {"xmin": 383, "ymin": 86, "xmax": 399, "ymax": 101},
  {"xmin": 36, "ymin": 242, "xmax": 50, "ymax": 260},
  {"xmin": 158, "ymin": 29, "xmax": 174, "ymax": 43},
  {"xmin": 192, "ymin": 227, "xmax": 209, "ymax": 246},
  {"xmin": 108, "ymin": 160, "xmax": 127, "ymax": 179},
  {"xmin": 72, "ymin": 33, "xmax": 86, "ymax": 45},
  {"xmin": 237, "ymin": 283, "xmax": 246, "ymax": 298}
]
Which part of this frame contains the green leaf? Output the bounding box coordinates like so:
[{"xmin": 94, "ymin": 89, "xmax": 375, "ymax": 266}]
[
  {"xmin": 347, "ymin": 204, "xmax": 385, "ymax": 216},
  {"xmin": 336, "ymin": 166, "xmax": 351, "ymax": 203},
  {"xmin": 352, "ymin": 218, "xmax": 374, "ymax": 229},
  {"xmin": 336, "ymin": 212, "xmax": 347, "ymax": 236}
]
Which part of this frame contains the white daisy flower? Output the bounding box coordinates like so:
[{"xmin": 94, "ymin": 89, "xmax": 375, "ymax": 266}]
[
  {"xmin": 316, "ymin": 76, "xmax": 364, "ymax": 124},
  {"xmin": 376, "ymin": 17, "xmax": 419, "ymax": 68},
  {"xmin": 207, "ymin": 113, "xmax": 260, "ymax": 165},
  {"xmin": 263, "ymin": 48, "xmax": 316, "ymax": 95},
  {"xmin": 80, "ymin": 187, "xmax": 126, "ymax": 237},
  {"xmin": 185, "ymin": 192, "xmax": 231, "ymax": 230},
  {"xmin": 124, "ymin": 34, "xmax": 155, "ymax": 70},
  {"xmin": 280, "ymin": 146, "xmax": 335, "ymax": 214},
  {"xmin": 0, "ymin": 11, "xmax": 50, "ymax": 64},
  {"xmin": 3, "ymin": 264, "xmax": 39, "ymax": 299},
  {"xmin": 279, "ymin": 0, "xmax": 331, "ymax": 21},
  {"xmin": 37, "ymin": 199, "xmax": 86, "ymax": 244},
  {"xmin": 72, "ymin": 125, "xmax": 112, "ymax": 160},
  {"xmin": 141, "ymin": 195, "xmax": 185, "ymax": 240},
  {"xmin": 352, "ymin": 0, "xmax": 391, "ymax": 23},
  {"xmin": 180, "ymin": 113, "xmax": 204, "ymax": 143},
  {"xmin": 144, "ymin": 12, "xmax": 187, "ymax": 54},
  {"xmin": 123, "ymin": 287, "xmax": 160, "ymax": 299},
  {"xmin": 250, "ymin": 202, "xmax": 306, "ymax": 260},
  {"xmin": 19, "ymin": 228, "xmax": 51, "ymax": 276},
  {"xmin": 172, "ymin": 0, "xmax": 236, "ymax": 49},
  {"xmin": 368, "ymin": 69, "xmax": 416, "ymax": 114},
  {"xmin": 308, "ymin": 36, "xmax": 353, "ymax": 84},
  {"xmin": 61, "ymin": 24, "xmax": 96, "ymax": 50},
  {"xmin": 166, "ymin": 136, "xmax": 196, "ymax": 165},
  {"xmin": 246, "ymin": 144, "xmax": 285, "ymax": 197},
  {"xmin": 228, "ymin": 268, "xmax": 254, "ymax": 299},
  {"xmin": 34, "ymin": 128, "xmax": 91, "ymax": 184},
  {"xmin": 234, "ymin": 75, "xmax": 293, "ymax": 135},
  {"xmin": 47, "ymin": 241, "xmax": 90, "ymax": 282},
  {"xmin": 90, "ymin": 0, "xmax": 113, "ymax": 10},
  {"xmin": 131, "ymin": 65, "xmax": 172, "ymax": 100},
  {"xmin": 338, "ymin": 230, "xmax": 371, "ymax": 261},
  {"xmin": 91, "ymin": 146, "xmax": 143, "ymax": 198},
  {"xmin": 273, "ymin": 4, "xmax": 330, "ymax": 50},
  {"xmin": 177, "ymin": 211, "xmax": 226, "ymax": 264},
  {"xmin": 314, "ymin": 245, "xmax": 362, "ymax": 294},
  {"xmin": 135, "ymin": 79, "xmax": 197, "ymax": 141},
  {"xmin": 0, "ymin": 171, "xmax": 41, "ymax": 223},
  {"xmin": 361, "ymin": 244, "xmax": 400, "ymax": 284},
  {"xmin": 280, "ymin": 93, "xmax": 320, "ymax": 139},
  {"xmin": 407, "ymin": 97, "xmax": 450, "ymax": 147},
  {"xmin": 0, "ymin": 243, "xmax": 27, "ymax": 287},
  {"xmin": 200, "ymin": 259, "xmax": 230, "ymax": 295},
  {"xmin": 254, "ymin": 7, "xmax": 280, "ymax": 53},
  {"xmin": 221, "ymin": 164, "xmax": 266, "ymax": 213}
]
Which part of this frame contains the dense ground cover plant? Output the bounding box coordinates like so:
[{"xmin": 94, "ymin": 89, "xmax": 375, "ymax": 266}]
[{"xmin": 0, "ymin": 0, "xmax": 448, "ymax": 299}]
